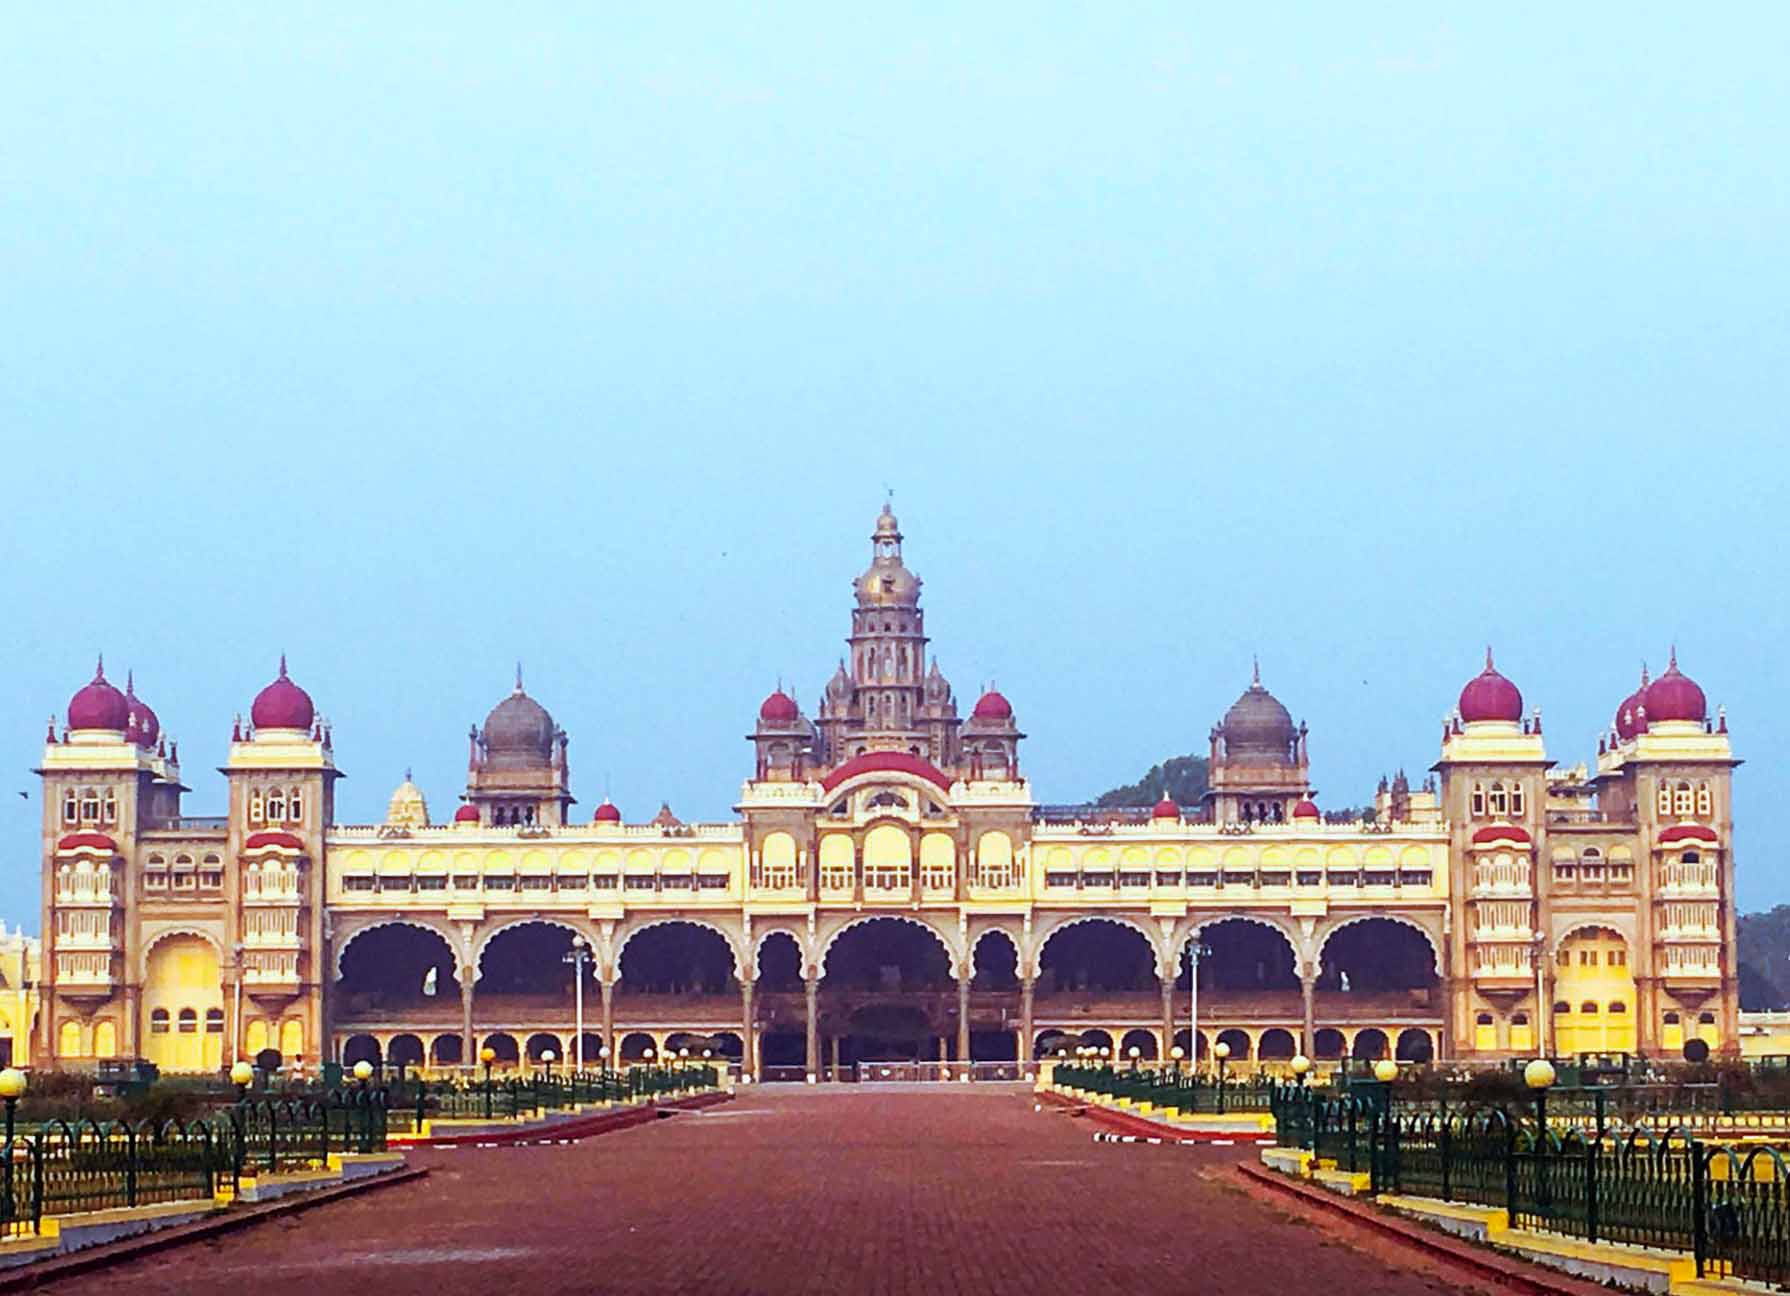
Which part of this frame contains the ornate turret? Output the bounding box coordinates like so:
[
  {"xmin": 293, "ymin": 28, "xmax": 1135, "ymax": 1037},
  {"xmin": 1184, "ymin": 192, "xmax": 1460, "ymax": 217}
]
[
  {"xmin": 1205, "ymin": 661, "xmax": 1311, "ymax": 824},
  {"xmin": 465, "ymin": 667, "xmax": 572, "ymax": 826}
]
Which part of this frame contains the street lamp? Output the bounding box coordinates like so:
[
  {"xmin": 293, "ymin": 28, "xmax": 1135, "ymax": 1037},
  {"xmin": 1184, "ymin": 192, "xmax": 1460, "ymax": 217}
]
[
  {"xmin": 0, "ymin": 1068, "xmax": 25, "ymax": 1223},
  {"xmin": 565, "ymin": 936, "xmax": 590, "ymax": 1071},
  {"xmin": 1290, "ymin": 1053, "xmax": 1311, "ymax": 1088},
  {"xmin": 1186, "ymin": 938, "xmax": 1213, "ymax": 1079},
  {"xmin": 353, "ymin": 1059, "xmax": 374, "ymax": 1085},
  {"xmin": 230, "ymin": 1059, "xmax": 254, "ymax": 1099},
  {"xmin": 1169, "ymin": 1044, "xmax": 1185, "ymax": 1075},
  {"xmin": 480, "ymin": 1045, "xmax": 497, "ymax": 1119},
  {"xmin": 1213, "ymin": 1040, "xmax": 1231, "ymax": 1113},
  {"xmin": 542, "ymin": 1048, "xmax": 556, "ymax": 1082},
  {"xmin": 1525, "ymin": 1058, "xmax": 1557, "ymax": 1207},
  {"xmin": 1127, "ymin": 1045, "xmax": 1141, "ymax": 1070}
]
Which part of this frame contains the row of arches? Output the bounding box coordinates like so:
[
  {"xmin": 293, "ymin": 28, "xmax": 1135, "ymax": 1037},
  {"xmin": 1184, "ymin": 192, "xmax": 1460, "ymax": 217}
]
[
  {"xmin": 340, "ymin": 1030, "xmax": 748, "ymax": 1069},
  {"xmin": 1032, "ymin": 1026, "xmax": 1436, "ymax": 1062}
]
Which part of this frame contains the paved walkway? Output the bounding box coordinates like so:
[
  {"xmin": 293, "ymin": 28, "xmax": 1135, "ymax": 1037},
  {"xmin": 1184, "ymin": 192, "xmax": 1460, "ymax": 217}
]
[{"xmin": 50, "ymin": 1085, "xmax": 1487, "ymax": 1295}]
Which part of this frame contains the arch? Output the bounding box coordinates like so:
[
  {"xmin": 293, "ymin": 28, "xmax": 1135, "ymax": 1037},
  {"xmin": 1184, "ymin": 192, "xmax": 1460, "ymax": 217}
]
[
  {"xmin": 342, "ymin": 1034, "xmax": 381, "ymax": 1067},
  {"xmin": 473, "ymin": 916, "xmax": 598, "ymax": 979},
  {"xmin": 333, "ymin": 917, "xmax": 465, "ymax": 982},
  {"xmin": 1034, "ymin": 1028, "xmax": 1075, "ymax": 1059},
  {"xmin": 1258, "ymin": 1028, "xmax": 1297, "ymax": 1060},
  {"xmin": 822, "ymin": 916, "xmax": 953, "ymax": 990},
  {"xmin": 618, "ymin": 1031, "xmax": 656, "ymax": 1061},
  {"xmin": 254, "ymin": 1047, "xmax": 283, "ymax": 1071},
  {"xmin": 1178, "ymin": 915, "xmax": 1301, "ymax": 990},
  {"xmin": 430, "ymin": 1034, "xmax": 463, "ymax": 1065},
  {"xmin": 387, "ymin": 1034, "xmax": 425, "ymax": 1067},
  {"xmin": 1215, "ymin": 1028, "xmax": 1252, "ymax": 1059},
  {"xmin": 138, "ymin": 925, "xmax": 226, "ymax": 982},
  {"xmin": 754, "ymin": 930, "xmax": 805, "ymax": 991},
  {"xmin": 1077, "ymin": 1028, "xmax": 1114, "ymax": 1052},
  {"xmin": 1313, "ymin": 1027, "xmax": 1346, "ymax": 1060},
  {"xmin": 1351, "ymin": 1028, "xmax": 1389, "ymax": 1060},
  {"xmin": 616, "ymin": 916, "xmax": 746, "ymax": 982},
  {"xmin": 1038, "ymin": 916, "xmax": 1158, "ymax": 993},
  {"xmin": 709, "ymin": 1032, "xmax": 743, "ymax": 1061},
  {"xmin": 969, "ymin": 928, "xmax": 1021, "ymax": 991},
  {"xmin": 336, "ymin": 922, "xmax": 462, "ymax": 1002},
  {"xmin": 1119, "ymin": 1028, "xmax": 1159, "ymax": 1060},
  {"xmin": 525, "ymin": 1033, "xmax": 562, "ymax": 1063},
  {"xmin": 481, "ymin": 1032, "xmax": 519, "ymax": 1064},
  {"xmin": 1550, "ymin": 921, "xmax": 1634, "ymax": 958},
  {"xmin": 816, "ymin": 913, "xmax": 959, "ymax": 979},
  {"xmin": 1318, "ymin": 913, "xmax": 1442, "ymax": 977},
  {"xmin": 1035, "ymin": 913, "xmax": 1162, "ymax": 980},
  {"xmin": 1395, "ymin": 1028, "xmax": 1434, "ymax": 1062}
]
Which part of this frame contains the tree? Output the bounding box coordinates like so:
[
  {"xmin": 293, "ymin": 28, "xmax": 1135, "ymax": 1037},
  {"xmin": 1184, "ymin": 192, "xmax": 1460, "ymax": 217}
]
[
  {"xmin": 1093, "ymin": 755, "xmax": 1209, "ymax": 808},
  {"xmin": 1738, "ymin": 906, "xmax": 1790, "ymax": 1011}
]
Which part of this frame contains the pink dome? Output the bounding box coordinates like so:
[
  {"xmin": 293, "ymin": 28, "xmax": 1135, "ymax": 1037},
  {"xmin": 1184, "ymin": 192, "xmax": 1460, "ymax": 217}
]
[
  {"xmin": 1152, "ymin": 795, "xmax": 1180, "ymax": 820},
  {"xmin": 1292, "ymin": 798, "xmax": 1320, "ymax": 821},
  {"xmin": 592, "ymin": 799, "xmax": 622, "ymax": 823},
  {"xmin": 453, "ymin": 803, "xmax": 480, "ymax": 823},
  {"xmin": 759, "ymin": 689, "xmax": 799, "ymax": 723},
  {"xmin": 1458, "ymin": 648, "xmax": 1523, "ymax": 723},
  {"xmin": 1615, "ymin": 665, "xmax": 1650, "ymax": 740},
  {"xmin": 124, "ymin": 673, "xmax": 159, "ymax": 745},
  {"xmin": 1642, "ymin": 650, "xmax": 1706, "ymax": 725},
  {"xmin": 67, "ymin": 658, "xmax": 129, "ymax": 732},
  {"xmin": 972, "ymin": 689, "xmax": 1013, "ymax": 721},
  {"xmin": 250, "ymin": 656, "xmax": 315, "ymax": 731}
]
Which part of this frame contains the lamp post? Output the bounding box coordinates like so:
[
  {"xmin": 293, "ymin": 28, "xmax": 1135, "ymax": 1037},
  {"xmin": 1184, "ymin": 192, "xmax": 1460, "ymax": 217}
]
[
  {"xmin": 1187, "ymin": 939, "xmax": 1212, "ymax": 1076},
  {"xmin": 351, "ymin": 1059, "xmax": 375, "ymax": 1153},
  {"xmin": 1525, "ymin": 1058, "xmax": 1557, "ymax": 1211},
  {"xmin": 0, "ymin": 1068, "xmax": 25, "ymax": 1225},
  {"xmin": 1373, "ymin": 1057, "xmax": 1399, "ymax": 1117},
  {"xmin": 1213, "ymin": 1040, "xmax": 1231, "ymax": 1114},
  {"xmin": 480, "ymin": 1045, "xmax": 497, "ymax": 1119},
  {"xmin": 1532, "ymin": 933, "xmax": 1549, "ymax": 1058},
  {"xmin": 1290, "ymin": 1053, "xmax": 1311, "ymax": 1088},
  {"xmin": 1127, "ymin": 1045, "xmax": 1141, "ymax": 1070},
  {"xmin": 542, "ymin": 1048, "xmax": 556, "ymax": 1083},
  {"xmin": 566, "ymin": 936, "xmax": 590, "ymax": 1072},
  {"xmin": 230, "ymin": 1059, "xmax": 254, "ymax": 1101}
]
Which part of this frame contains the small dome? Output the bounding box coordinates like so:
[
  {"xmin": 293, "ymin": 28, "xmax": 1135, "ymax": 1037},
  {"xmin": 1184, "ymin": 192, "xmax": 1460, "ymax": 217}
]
[
  {"xmin": 482, "ymin": 676, "xmax": 556, "ymax": 770},
  {"xmin": 67, "ymin": 658, "xmax": 129, "ymax": 732},
  {"xmin": 1292, "ymin": 798, "xmax": 1320, "ymax": 821},
  {"xmin": 592, "ymin": 799, "xmax": 622, "ymax": 824},
  {"xmin": 1218, "ymin": 666, "xmax": 1296, "ymax": 758},
  {"xmin": 124, "ymin": 673, "xmax": 159, "ymax": 745},
  {"xmin": 1615, "ymin": 665, "xmax": 1651, "ymax": 741},
  {"xmin": 759, "ymin": 689, "xmax": 800, "ymax": 723},
  {"xmin": 453, "ymin": 802, "xmax": 480, "ymax": 824},
  {"xmin": 1643, "ymin": 650, "xmax": 1706, "ymax": 725},
  {"xmin": 1152, "ymin": 795, "xmax": 1180, "ymax": 820},
  {"xmin": 251, "ymin": 656, "xmax": 315, "ymax": 731},
  {"xmin": 1458, "ymin": 649, "xmax": 1522, "ymax": 724},
  {"xmin": 971, "ymin": 689, "xmax": 1013, "ymax": 721},
  {"xmin": 386, "ymin": 773, "xmax": 429, "ymax": 828}
]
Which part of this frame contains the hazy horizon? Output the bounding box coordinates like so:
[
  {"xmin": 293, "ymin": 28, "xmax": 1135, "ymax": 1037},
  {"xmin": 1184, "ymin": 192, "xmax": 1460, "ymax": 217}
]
[{"xmin": 3, "ymin": 6, "xmax": 1786, "ymax": 923}]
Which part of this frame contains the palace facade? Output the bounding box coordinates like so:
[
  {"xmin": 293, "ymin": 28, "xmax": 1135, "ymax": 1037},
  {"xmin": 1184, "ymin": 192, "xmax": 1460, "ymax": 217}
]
[{"xmin": 35, "ymin": 507, "xmax": 1741, "ymax": 1075}]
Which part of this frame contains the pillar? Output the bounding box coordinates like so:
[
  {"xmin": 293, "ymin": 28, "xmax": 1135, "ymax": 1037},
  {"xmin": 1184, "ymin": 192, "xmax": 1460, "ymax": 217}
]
[
  {"xmin": 1300, "ymin": 972, "xmax": 1317, "ymax": 1057},
  {"xmin": 956, "ymin": 974, "xmax": 971, "ymax": 1064},
  {"xmin": 600, "ymin": 979, "xmax": 615, "ymax": 1062},
  {"xmin": 740, "ymin": 979, "xmax": 756, "ymax": 1078},
  {"xmin": 1159, "ymin": 977, "xmax": 1174, "ymax": 1060},
  {"xmin": 460, "ymin": 975, "xmax": 476, "ymax": 1064},
  {"xmin": 804, "ymin": 976, "xmax": 819, "ymax": 1077},
  {"xmin": 1019, "ymin": 978, "xmax": 1035, "ymax": 1065},
  {"xmin": 829, "ymin": 1033, "xmax": 841, "ymax": 1080}
]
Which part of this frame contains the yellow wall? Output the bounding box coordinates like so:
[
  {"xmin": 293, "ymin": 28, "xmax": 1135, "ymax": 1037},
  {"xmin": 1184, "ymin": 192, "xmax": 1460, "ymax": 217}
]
[
  {"xmin": 1553, "ymin": 927, "xmax": 1636, "ymax": 1054},
  {"xmin": 143, "ymin": 935, "xmax": 224, "ymax": 1073}
]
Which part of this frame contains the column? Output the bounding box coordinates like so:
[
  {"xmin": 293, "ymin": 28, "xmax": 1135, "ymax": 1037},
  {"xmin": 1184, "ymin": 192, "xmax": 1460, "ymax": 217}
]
[
  {"xmin": 804, "ymin": 976, "xmax": 820, "ymax": 1078},
  {"xmin": 1159, "ymin": 977, "xmax": 1175, "ymax": 1060},
  {"xmin": 740, "ymin": 979, "xmax": 756, "ymax": 1078},
  {"xmin": 1019, "ymin": 978, "xmax": 1035, "ymax": 1066},
  {"xmin": 1300, "ymin": 971, "xmax": 1317, "ymax": 1057},
  {"xmin": 956, "ymin": 974, "xmax": 971, "ymax": 1064},
  {"xmin": 461, "ymin": 975, "xmax": 476, "ymax": 1064},
  {"xmin": 600, "ymin": 979, "xmax": 616, "ymax": 1061},
  {"xmin": 829, "ymin": 1033, "xmax": 841, "ymax": 1080}
]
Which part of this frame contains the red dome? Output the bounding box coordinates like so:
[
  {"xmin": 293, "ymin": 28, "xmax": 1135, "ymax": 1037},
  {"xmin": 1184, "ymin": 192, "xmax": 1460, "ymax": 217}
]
[
  {"xmin": 1458, "ymin": 649, "xmax": 1523, "ymax": 723},
  {"xmin": 592, "ymin": 799, "xmax": 622, "ymax": 823},
  {"xmin": 1615, "ymin": 665, "xmax": 1650, "ymax": 740},
  {"xmin": 1659, "ymin": 824, "xmax": 1718, "ymax": 844},
  {"xmin": 67, "ymin": 658, "xmax": 129, "ymax": 732},
  {"xmin": 1642, "ymin": 650, "xmax": 1706, "ymax": 725},
  {"xmin": 1292, "ymin": 798, "xmax": 1320, "ymax": 821},
  {"xmin": 759, "ymin": 689, "xmax": 799, "ymax": 723},
  {"xmin": 1152, "ymin": 795, "xmax": 1180, "ymax": 820},
  {"xmin": 244, "ymin": 830, "xmax": 304, "ymax": 851},
  {"xmin": 124, "ymin": 673, "xmax": 159, "ymax": 745},
  {"xmin": 972, "ymin": 689, "xmax": 1013, "ymax": 721},
  {"xmin": 1471, "ymin": 824, "xmax": 1532, "ymax": 845},
  {"xmin": 453, "ymin": 803, "xmax": 480, "ymax": 823},
  {"xmin": 250, "ymin": 656, "xmax": 315, "ymax": 731},
  {"xmin": 57, "ymin": 831, "xmax": 117, "ymax": 853}
]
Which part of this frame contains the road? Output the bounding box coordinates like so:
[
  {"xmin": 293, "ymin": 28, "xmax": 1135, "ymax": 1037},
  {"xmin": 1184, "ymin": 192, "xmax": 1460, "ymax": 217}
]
[{"xmin": 50, "ymin": 1084, "xmax": 1490, "ymax": 1294}]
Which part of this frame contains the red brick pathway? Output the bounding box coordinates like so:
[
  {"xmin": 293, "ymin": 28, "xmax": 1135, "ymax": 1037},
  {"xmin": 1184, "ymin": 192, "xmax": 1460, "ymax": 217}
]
[{"xmin": 47, "ymin": 1085, "xmax": 1491, "ymax": 1295}]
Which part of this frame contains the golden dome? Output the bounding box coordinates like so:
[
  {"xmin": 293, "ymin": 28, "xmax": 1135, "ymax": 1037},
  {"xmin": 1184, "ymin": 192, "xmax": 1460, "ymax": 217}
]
[
  {"xmin": 385, "ymin": 771, "xmax": 430, "ymax": 828},
  {"xmin": 855, "ymin": 503, "xmax": 922, "ymax": 607}
]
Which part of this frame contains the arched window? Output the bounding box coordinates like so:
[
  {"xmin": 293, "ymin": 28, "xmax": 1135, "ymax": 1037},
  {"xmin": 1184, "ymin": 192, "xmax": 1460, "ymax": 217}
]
[
  {"xmin": 1511, "ymin": 1011, "xmax": 1530, "ymax": 1026},
  {"xmin": 1696, "ymin": 783, "xmax": 1713, "ymax": 817},
  {"xmin": 1580, "ymin": 1001, "xmax": 1599, "ymax": 1015},
  {"xmin": 62, "ymin": 792, "xmax": 77, "ymax": 823},
  {"xmin": 1489, "ymin": 783, "xmax": 1508, "ymax": 816},
  {"xmin": 177, "ymin": 1008, "xmax": 198, "ymax": 1034},
  {"xmin": 249, "ymin": 792, "xmax": 264, "ymax": 822},
  {"xmin": 1699, "ymin": 1011, "xmax": 1716, "ymax": 1025},
  {"xmin": 1663, "ymin": 1011, "xmax": 1680, "ymax": 1025},
  {"xmin": 204, "ymin": 1008, "xmax": 224, "ymax": 1034},
  {"xmin": 1608, "ymin": 1001, "xmax": 1627, "ymax": 1014},
  {"xmin": 289, "ymin": 789, "xmax": 304, "ymax": 822},
  {"xmin": 102, "ymin": 791, "xmax": 117, "ymax": 824},
  {"xmin": 80, "ymin": 788, "xmax": 100, "ymax": 821},
  {"xmin": 1553, "ymin": 1001, "xmax": 1571, "ymax": 1015},
  {"xmin": 1509, "ymin": 783, "xmax": 1525, "ymax": 815},
  {"xmin": 1470, "ymin": 783, "xmax": 1486, "ymax": 817},
  {"xmin": 1682, "ymin": 850, "xmax": 1699, "ymax": 864},
  {"xmin": 1656, "ymin": 783, "xmax": 1672, "ymax": 815},
  {"xmin": 1674, "ymin": 781, "xmax": 1694, "ymax": 816},
  {"xmin": 150, "ymin": 1009, "xmax": 170, "ymax": 1034},
  {"xmin": 1475, "ymin": 1012, "xmax": 1494, "ymax": 1026},
  {"xmin": 267, "ymin": 791, "xmax": 285, "ymax": 821}
]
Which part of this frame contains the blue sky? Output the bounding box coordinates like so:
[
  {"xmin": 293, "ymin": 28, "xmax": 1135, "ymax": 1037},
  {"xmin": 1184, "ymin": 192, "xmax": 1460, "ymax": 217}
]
[{"xmin": 2, "ymin": 6, "xmax": 1786, "ymax": 922}]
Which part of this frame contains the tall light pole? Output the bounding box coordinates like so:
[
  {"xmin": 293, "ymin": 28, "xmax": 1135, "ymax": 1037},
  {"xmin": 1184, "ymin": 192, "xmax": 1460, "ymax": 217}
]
[
  {"xmin": 1187, "ymin": 938, "xmax": 1212, "ymax": 1073},
  {"xmin": 566, "ymin": 936, "xmax": 589, "ymax": 1071},
  {"xmin": 1531, "ymin": 933, "xmax": 1548, "ymax": 1057}
]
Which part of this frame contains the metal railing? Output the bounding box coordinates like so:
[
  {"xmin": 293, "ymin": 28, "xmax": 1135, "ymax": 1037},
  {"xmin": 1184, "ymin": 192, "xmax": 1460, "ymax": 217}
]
[
  {"xmin": 1050, "ymin": 1062, "xmax": 1278, "ymax": 1113},
  {"xmin": 384, "ymin": 1065, "xmax": 715, "ymax": 1130}
]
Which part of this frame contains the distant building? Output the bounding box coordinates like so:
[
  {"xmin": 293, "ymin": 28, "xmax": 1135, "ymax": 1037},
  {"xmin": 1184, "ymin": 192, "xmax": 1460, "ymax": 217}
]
[
  {"xmin": 33, "ymin": 509, "xmax": 1739, "ymax": 1074},
  {"xmin": 0, "ymin": 923, "xmax": 42, "ymax": 1067}
]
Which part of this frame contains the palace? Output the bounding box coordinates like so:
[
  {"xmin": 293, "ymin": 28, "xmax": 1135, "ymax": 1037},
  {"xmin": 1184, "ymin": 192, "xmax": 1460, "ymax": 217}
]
[{"xmin": 34, "ymin": 507, "xmax": 1741, "ymax": 1075}]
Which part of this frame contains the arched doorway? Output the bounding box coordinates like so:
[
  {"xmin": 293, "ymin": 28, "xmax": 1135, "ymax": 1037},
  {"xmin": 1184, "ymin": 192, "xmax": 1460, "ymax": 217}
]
[
  {"xmin": 1351, "ymin": 1028, "xmax": 1389, "ymax": 1060},
  {"xmin": 619, "ymin": 923, "xmax": 737, "ymax": 996},
  {"xmin": 1313, "ymin": 1028, "xmax": 1346, "ymax": 1060},
  {"xmin": 143, "ymin": 935, "xmax": 224, "ymax": 1073},
  {"xmin": 1041, "ymin": 920, "xmax": 1156, "ymax": 995},
  {"xmin": 1258, "ymin": 1028, "xmax": 1296, "ymax": 1060},
  {"xmin": 756, "ymin": 932, "xmax": 803, "ymax": 990},
  {"xmin": 338, "ymin": 924, "xmax": 460, "ymax": 1010},
  {"xmin": 1119, "ymin": 1028, "xmax": 1158, "ymax": 1061},
  {"xmin": 343, "ymin": 1034, "xmax": 382, "ymax": 1068},
  {"xmin": 1551, "ymin": 927, "xmax": 1636, "ymax": 1055},
  {"xmin": 1396, "ymin": 1028, "xmax": 1434, "ymax": 1062},
  {"xmin": 388, "ymin": 1033, "xmax": 426, "ymax": 1068}
]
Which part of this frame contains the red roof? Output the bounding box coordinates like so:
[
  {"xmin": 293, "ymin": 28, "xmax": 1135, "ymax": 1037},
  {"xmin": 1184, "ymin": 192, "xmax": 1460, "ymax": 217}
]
[
  {"xmin": 250, "ymin": 656, "xmax": 315, "ymax": 731},
  {"xmin": 57, "ymin": 831, "xmax": 117, "ymax": 853},
  {"xmin": 1458, "ymin": 649, "xmax": 1523, "ymax": 723},
  {"xmin": 592, "ymin": 799, "xmax": 622, "ymax": 823},
  {"xmin": 1471, "ymin": 824, "xmax": 1532, "ymax": 845},
  {"xmin": 820, "ymin": 751, "xmax": 953, "ymax": 793},
  {"xmin": 124, "ymin": 674, "xmax": 159, "ymax": 745},
  {"xmin": 1151, "ymin": 795, "xmax": 1179, "ymax": 820},
  {"xmin": 453, "ymin": 803, "xmax": 480, "ymax": 823},
  {"xmin": 1292, "ymin": 798, "xmax": 1320, "ymax": 820},
  {"xmin": 971, "ymin": 690, "xmax": 1013, "ymax": 721},
  {"xmin": 68, "ymin": 659, "xmax": 129, "ymax": 732},
  {"xmin": 758, "ymin": 689, "xmax": 800, "ymax": 723},
  {"xmin": 1659, "ymin": 824, "xmax": 1718, "ymax": 844},
  {"xmin": 243, "ymin": 830, "xmax": 305, "ymax": 851},
  {"xmin": 1643, "ymin": 651, "xmax": 1706, "ymax": 724}
]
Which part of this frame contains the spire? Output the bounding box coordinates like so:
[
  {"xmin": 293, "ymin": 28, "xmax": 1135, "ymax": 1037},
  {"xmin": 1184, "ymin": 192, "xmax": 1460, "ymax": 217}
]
[
  {"xmin": 125, "ymin": 670, "xmax": 135, "ymax": 697},
  {"xmin": 1252, "ymin": 655, "xmax": 1261, "ymax": 686},
  {"xmin": 404, "ymin": 766, "xmax": 413, "ymax": 782},
  {"xmin": 1485, "ymin": 645, "xmax": 1494, "ymax": 671},
  {"xmin": 515, "ymin": 661, "xmax": 524, "ymax": 693},
  {"xmin": 94, "ymin": 653, "xmax": 106, "ymax": 682},
  {"xmin": 1668, "ymin": 644, "xmax": 1678, "ymax": 671}
]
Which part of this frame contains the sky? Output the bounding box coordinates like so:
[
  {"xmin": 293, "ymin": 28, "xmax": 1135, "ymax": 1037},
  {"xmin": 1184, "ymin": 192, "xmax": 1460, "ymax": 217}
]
[{"xmin": 2, "ymin": 6, "xmax": 1786, "ymax": 923}]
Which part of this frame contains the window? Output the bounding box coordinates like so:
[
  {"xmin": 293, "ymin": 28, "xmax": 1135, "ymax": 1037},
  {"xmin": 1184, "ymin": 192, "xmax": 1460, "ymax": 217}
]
[
  {"xmin": 1510, "ymin": 784, "xmax": 1525, "ymax": 815},
  {"xmin": 1699, "ymin": 1011, "xmax": 1716, "ymax": 1025},
  {"xmin": 1608, "ymin": 1001, "xmax": 1627, "ymax": 1014},
  {"xmin": 177, "ymin": 1008, "xmax": 198, "ymax": 1034},
  {"xmin": 1663, "ymin": 1011, "xmax": 1680, "ymax": 1025},
  {"xmin": 249, "ymin": 793, "xmax": 264, "ymax": 822},
  {"xmin": 80, "ymin": 789, "xmax": 100, "ymax": 821},
  {"xmin": 1674, "ymin": 782, "xmax": 1694, "ymax": 816},
  {"xmin": 267, "ymin": 791, "xmax": 285, "ymax": 821},
  {"xmin": 344, "ymin": 876, "xmax": 375, "ymax": 892},
  {"xmin": 1608, "ymin": 949, "xmax": 1626, "ymax": 966},
  {"xmin": 1580, "ymin": 1001, "xmax": 1599, "ymax": 1015},
  {"xmin": 1656, "ymin": 783, "xmax": 1672, "ymax": 815},
  {"xmin": 150, "ymin": 1009, "xmax": 170, "ymax": 1034},
  {"xmin": 102, "ymin": 791, "xmax": 117, "ymax": 824},
  {"xmin": 1554, "ymin": 1001, "xmax": 1571, "ymax": 1015},
  {"xmin": 289, "ymin": 790, "xmax": 304, "ymax": 822},
  {"xmin": 199, "ymin": 869, "xmax": 222, "ymax": 891},
  {"xmin": 62, "ymin": 792, "xmax": 77, "ymax": 823},
  {"xmin": 205, "ymin": 1008, "xmax": 224, "ymax": 1033},
  {"xmin": 1475, "ymin": 1012, "xmax": 1494, "ymax": 1026},
  {"xmin": 1512, "ymin": 1012, "xmax": 1530, "ymax": 1027},
  {"xmin": 1471, "ymin": 784, "xmax": 1486, "ymax": 817},
  {"xmin": 1556, "ymin": 949, "xmax": 1571, "ymax": 968},
  {"xmin": 1489, "ymin": 783, "xmax": 1508, "ymax": 816},
  {"xmin": 1696, "ymin": 783, "xmax": 1713, "ymax": 817}
]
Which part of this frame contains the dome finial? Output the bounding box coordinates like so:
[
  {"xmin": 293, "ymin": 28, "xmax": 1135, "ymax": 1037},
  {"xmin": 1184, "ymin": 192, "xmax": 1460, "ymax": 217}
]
[
  {"xmin": 94, "ymin": 653, "xmax": 105, "ymax": 682},
  {"xmin": 515, "ymin": 661, "xmax": 524, "ymax": 693},
  {"xmin": 1485, "ymin": 644, "xmax": 1494, "ymax": 670},
  {"xmin": 125, "ymin": 669, "xmax": 135, "ymax": 697},
  {"xmin": 1641, "ymin": 660, "xmax": 1650, "ymax": 686},
  {"xmin": 1668, "ymin": 643, "xmax": 1678, "ymax": 670},
  {"xmin": 278, "ymin": 653, "xmax": 289, "ymax": 679},
  {"xmin": 1252, "ymin": 655, "xmax": 1261, "ymax": 686},
  {"xmin": 404, "ymin": 765, "xmax": 412, "ymax": 782}
]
